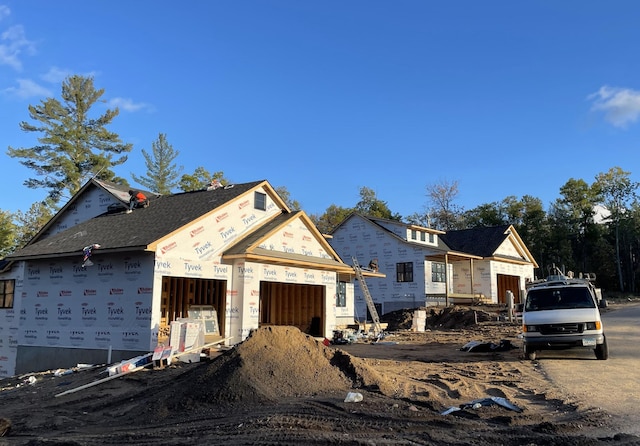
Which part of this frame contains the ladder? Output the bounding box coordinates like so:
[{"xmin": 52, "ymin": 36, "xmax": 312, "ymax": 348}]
[{"xmin": 352, "ymin": 257, "xmax": 383, "ymax": 337}]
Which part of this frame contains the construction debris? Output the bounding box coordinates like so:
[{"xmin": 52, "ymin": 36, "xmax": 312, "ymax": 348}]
[
  {"xmin": 460, "ymin": 339, "xmax": 516, "ymax": 353},
  {"xmin": 441, "ymin": 396, "xmax": 523, "ymax": 415}
]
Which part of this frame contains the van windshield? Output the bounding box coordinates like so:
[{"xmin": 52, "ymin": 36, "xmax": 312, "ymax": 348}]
[{"xmin": 525, "ymin": 287, "xmax": 596, "ymax": 312}]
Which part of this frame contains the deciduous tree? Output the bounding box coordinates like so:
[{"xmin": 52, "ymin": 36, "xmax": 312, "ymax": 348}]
[
  {"xmin": 13, "ymin": 201, "xmax": 55, "ymax": 249},
  {"xmin": 179, "ymin": 167, "xmax": 226, "ymax": 192},
  {"xmin": 425, "ymin": 179, "xmax": 463, "ymax": 230},
  {"xmin": 0, "ymin": 210, "xmax": 17, "ymax": 258},
  {"xmin": 595, "ymin": 167, "xmax": 639, "ymax": 291},
  {"xmin": 310, "ymin": 204, "xmax": 353, "ymax": 234},
  {"xmin": 355, "ymin": 187, "xmax": 401, "ymax": 220},
  {"xmin": 275, "ymin": 186, "xmax": 301, "ymax": 211}
]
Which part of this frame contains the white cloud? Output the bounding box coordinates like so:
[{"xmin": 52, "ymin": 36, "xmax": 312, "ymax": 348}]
[
  {"xmin": 589, "ymin": 86, "xmax": 640, "ymax": 128},
  {"xmin": 0, "ymin": 5, "xmax": 10, "ymax": 21},
  {"xmin": 41, "ymin": 66, "xmax": 72, "ymax": 83},
  {"xmin": 108, "ymin": 97, "xmax": 153, "ymax": 112},
  {"xmin": 0, "ymin": 24, "xmax": 36, "ymax": 71},
  {"xmin": 2, "ymin": 78, "xmax": 51, "ymax": 98}
]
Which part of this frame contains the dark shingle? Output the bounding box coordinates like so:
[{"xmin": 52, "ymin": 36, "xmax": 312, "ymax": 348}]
[
  {"xmin": 7, "ymin": 180, "xmax": 267, "ymax": 260},
  {"xmin": 439, "ymin": 225, "xmax": 511, "ymax": 258}
]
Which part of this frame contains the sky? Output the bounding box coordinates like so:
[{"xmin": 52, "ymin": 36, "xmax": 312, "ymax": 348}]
[{"xmin": 1, "ymin": 1, "xmax": 639, "ymax": 219}]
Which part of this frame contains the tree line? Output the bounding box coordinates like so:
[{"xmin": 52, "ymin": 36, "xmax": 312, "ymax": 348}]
[{"xmin": 2, "ymin": 75, "xmax": 639, "ymax": 294}]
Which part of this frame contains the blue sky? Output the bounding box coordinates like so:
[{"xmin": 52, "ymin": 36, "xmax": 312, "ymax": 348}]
[{"xmin": 1, "ymin": 1, "xmax": 639, "ymax": 219}]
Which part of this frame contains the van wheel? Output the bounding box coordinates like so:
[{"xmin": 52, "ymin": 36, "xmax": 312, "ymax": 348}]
[
  {"xmin": 595, "ymin": 335, "xmax": 609, "ymax": 360},
  {"xmin": 524, "ymin": 345, "xmax": 536, "ymax": 360}
]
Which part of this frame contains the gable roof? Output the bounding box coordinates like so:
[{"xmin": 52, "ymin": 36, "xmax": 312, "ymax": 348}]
[
  {"xmin": 27, "ymin": 178, "xmax": 156, "ymax": 246},
  {"xmin": 332, "ymin": 213, "xmax": 450, "ymax": 250},
  {"xmin": 223, "ymin": 210, "xmax": 353, "ymax": 273},
  {"xmin": 332, "ymin": 214, "xmax": 537, "ymax": 267},
  {"xmin": 440, "ymin": 224, "xmax": 537, "ymax": 266},
  {"xmin": 6, "ymin": 180, "xmax": 273, "ymax": 261},
  {"xmin": 439, "ymin": 224, "xmax": 512, "ymax": 257}
]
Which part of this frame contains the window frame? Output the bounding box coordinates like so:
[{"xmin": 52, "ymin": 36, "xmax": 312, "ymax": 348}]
[
  {"xmin": 336, "ymin": 280, "xmax": 347, "ymax": 307},
  {"xmin": 254, "ymin": 191, "xmax": 266, "ymax": 211},
  {"xmin": 396, "ymin": 262, "xmax": 414, "ymax": 283},
  {"xmin": 0, "ymin": 279, "xmax": 15, "ymax": 309},
  {"xmin": 431, "ymin": 262, "xmax": 446, "ymax": 283}
]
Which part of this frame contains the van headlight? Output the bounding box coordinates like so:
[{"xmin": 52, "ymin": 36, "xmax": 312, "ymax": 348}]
[
  {"xmin": 585, "ymin": 321, "xmax": 601, "ymax": 330},
  {"xmin": 524, "ymin": 325, "xmax": 538, "ymax": 332}
]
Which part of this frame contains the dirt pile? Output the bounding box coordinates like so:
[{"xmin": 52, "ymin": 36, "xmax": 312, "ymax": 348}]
[
  {"xmin": 381, "ymin": 305, "xmax": 496, "ymax": 331},
  {"xmin": 162, "ymin": 326, "xmax": 390, "ymax": 413},
  {"xmin": 428, "ymin": 305, "xmax": 495, "ymax": 328}
]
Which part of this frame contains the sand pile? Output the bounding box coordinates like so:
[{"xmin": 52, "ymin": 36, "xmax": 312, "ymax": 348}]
[{"xmin": 162, "ymin": 326, "xmax": 391, "ymax": 413}]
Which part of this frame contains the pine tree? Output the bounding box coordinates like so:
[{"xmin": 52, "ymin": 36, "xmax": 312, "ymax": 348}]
[
  {"xmin": 131, "ymin": 133, "xmax": 183, "ymax": 194},
  {"xmin": 7, "ymin": 75, "xmax": 132, "ymax": 204}
]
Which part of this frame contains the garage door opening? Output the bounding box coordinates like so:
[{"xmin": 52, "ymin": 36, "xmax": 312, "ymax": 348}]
[
  {"xmin": 159, "ymin": 276, "xmax": 226, "ymax": 343},
  {"xmin": 259, "ymin": 282, "xmax": 325, "ymax": 337}
]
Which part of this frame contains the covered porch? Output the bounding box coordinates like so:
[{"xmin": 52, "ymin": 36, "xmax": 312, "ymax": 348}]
[{"xmin": 425, "ymin": 251, "xmax": 491, "ymax": 306}]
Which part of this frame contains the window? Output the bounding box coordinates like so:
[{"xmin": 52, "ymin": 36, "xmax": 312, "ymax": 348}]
[
  {"xmin": 396, "ymin": 262, "xmax": 413, "ymax": 282},
  {"xmin": 254, "ymin": 192, "xmax": 266, "ymax": 211},
  {"xmin": 0, "ymin": 279, "xmax": 15, "ymax": 309},
  {"xmin": 420, "ymin": 232, "xmax": 426, "ymax": 242},
  {"xmin": 432, "ymin": 262, "xmax": 446, "ymax": 283},
  {"xmin": 411, "ymin": 230, "xmax": 417, "ymax": 240},
  {"xmin": 525, "ymin": 287, "xmax": 596, "ymax": 311},
  {"xmin": 336, "ymin": 281, "xmax": 346, "ymax": 307},
  {"xmin": 429, "ymin": 233, "xmax": 434, "ymax": 243}
]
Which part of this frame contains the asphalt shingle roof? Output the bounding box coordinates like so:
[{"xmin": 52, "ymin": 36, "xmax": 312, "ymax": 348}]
[
  {"xmin": 439, "ymin": 224, "xmax": 512, "ymax": 257},
  {"xmin": 7, "ymin": 180, "xmax": 267, "ymax": 260}
]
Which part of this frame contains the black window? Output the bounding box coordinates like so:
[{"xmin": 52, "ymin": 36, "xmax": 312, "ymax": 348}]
[
  {"xmin": 336, "ymin": 281, "xmax": 346, "ymax": 307},
  {"xmin": 396, "ymin": 262, "xmax": 413, "ymax": 282},
  {"xmin": 432, "ymin": 262, "xmax": 446, "ymax": 282},
  {"xmin": 420, "ymin": 232, "xmax": 426, "ymax": 242},
  {"xmin": 0, "ymin": 279, "xmax": 15, "ymax": 309},
  {"xmin": 255, "ymin": 191, "xmax": 266, "ymax": 211}
]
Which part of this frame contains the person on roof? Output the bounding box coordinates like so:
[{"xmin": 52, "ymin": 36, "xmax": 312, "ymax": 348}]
[
  {"xmin": 82, "ymin": 243, "xmax": 101, "ymax": 267},
  {"xmin": 127, "ymin": 190, "xmax": 148, "ymax": 213},
  {"xmin": 206, "ymin": 178, "xmax": 222, "ymax": 191}
]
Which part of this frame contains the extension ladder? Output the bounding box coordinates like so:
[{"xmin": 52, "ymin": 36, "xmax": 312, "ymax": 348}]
[{"xmin": 352, "ymin": 257, "xmax": 383, "ymax": 336}]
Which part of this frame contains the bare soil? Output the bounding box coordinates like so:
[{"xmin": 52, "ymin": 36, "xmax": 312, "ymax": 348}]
[{"xmin": 1, "ymin": 306, "xmax": 639, "ymax": 445}]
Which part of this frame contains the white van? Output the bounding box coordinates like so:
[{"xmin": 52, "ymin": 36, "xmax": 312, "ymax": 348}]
[{"xmin": 522, "ymin": 275, "xmax": 608, "ymax": 361}]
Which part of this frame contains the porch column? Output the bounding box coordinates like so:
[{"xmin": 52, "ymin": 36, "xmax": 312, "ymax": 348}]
[
  {"xmin": 469, "ymin": 258, "xmax": 474, "ymax": 298},
  {"xmin": 444, "ymin": 254, "xmax": 449, "ymax": 306}
]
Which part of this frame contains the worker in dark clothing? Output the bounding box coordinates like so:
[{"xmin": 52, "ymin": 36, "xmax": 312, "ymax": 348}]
[{"xmin": 127, "ymin": 190, "xmax": 148, "ymax": 213}]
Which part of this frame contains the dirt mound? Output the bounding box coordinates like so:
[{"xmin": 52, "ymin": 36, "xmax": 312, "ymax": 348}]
[
  {"xmin": 381, "ymin": 306, "xmax": 495, "ymax": 330},
  {"xmin": 428, "ymin": 306, "xmax": 494, "ymax": 328},
  {"xmin": 161, "ymin": 326, "xmax": 390, "ymax": 414},
  {"xmin": 380, "ymin": 307, "xmax": 419, "ymax": 330}
]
